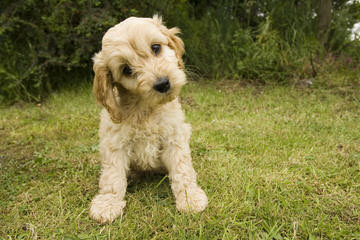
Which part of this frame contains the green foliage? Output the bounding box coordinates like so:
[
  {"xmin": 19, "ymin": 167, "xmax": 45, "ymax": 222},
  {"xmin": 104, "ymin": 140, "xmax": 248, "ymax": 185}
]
[
  {"xmin": 0, "ymin": 0, "xmax": 133, "ymax": 102},
  {"xmin": 230, "ymin": 18, "xmax": 318, "ymax": 83},
  {"xmin": 328, "ymin": 1, "xmax": 360, "ymax": 63},
  {"xmin": 180, "ymin": 1, "xmax": 320, "ymax": 83},
  {"xmin": 0, "ymin": 0, "xmax": 359, "ymax": 102}
]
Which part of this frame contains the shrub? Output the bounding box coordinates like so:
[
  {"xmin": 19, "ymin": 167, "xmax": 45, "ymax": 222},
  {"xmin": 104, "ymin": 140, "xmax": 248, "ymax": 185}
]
[
  {"xmin": 0, "ymin": 0, "xmax": 130, "ymax": 102},
  {"xmin": 0, "ymin": 0, "xmax": 359, "ymax": 103}
]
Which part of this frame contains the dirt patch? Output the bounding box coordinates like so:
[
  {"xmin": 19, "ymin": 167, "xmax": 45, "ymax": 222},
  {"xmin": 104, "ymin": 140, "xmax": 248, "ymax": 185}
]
[
  {"xmin": 180, "ymin": 96, "xmax": 198, "ymax": 108},
  {"xmin": 0, "ymin": 130, "xmax": 35, "ymax": 167},
  {"xmin": 215, "ymin": 79, "xmax": 249, "ymax": 93},
  {"xmin": 331, "ymin": 86, "xmax": 360, "ymax": 102}
]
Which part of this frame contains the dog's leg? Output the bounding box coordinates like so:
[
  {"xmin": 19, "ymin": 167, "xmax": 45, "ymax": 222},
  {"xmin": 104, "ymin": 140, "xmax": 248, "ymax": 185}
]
[
  {"xmin": 162, "ymin": 134, "xmax": 208, "ymax": 213},
  {"xmin": 89, "ymin": 150, "xmax": 129, "ymax": 223}
]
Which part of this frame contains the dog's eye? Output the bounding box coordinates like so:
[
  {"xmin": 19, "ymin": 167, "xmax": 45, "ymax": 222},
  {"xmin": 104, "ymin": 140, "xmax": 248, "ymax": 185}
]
[
  {"xmin": 122, "ymin": 65, "xmax": 132, "ymax": 75},
  {"xmin": 151, "ymin": 44, "xmax": 161, "ymax": 55}
]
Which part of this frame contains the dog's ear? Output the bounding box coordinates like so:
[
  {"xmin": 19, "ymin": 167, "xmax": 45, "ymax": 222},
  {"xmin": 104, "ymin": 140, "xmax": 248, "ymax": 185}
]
[
  {"xmin": 93, "ymin": 52, "xmax": 122, "ymax": 122},
  {"xmin": 153, "ymin": 15, "xmax": 185, "ymax": 69},
  {"xmin": 166, "ymin": 27, "xmax": 185, "ymax": 69}
]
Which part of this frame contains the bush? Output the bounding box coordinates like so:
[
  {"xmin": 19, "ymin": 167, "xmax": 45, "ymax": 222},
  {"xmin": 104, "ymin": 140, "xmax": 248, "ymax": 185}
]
[
  {"xmin": 0, "ymin": 0, "xmax": 124, "ymax": 102},
  {"xmin": 0, "ymin": 0, "xmax": 359, "ymax": 103}
]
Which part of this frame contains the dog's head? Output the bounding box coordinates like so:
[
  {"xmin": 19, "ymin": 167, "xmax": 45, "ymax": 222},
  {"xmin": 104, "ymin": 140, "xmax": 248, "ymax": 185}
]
[{"xmin": 93, "ymin": 16, "xmax": 186, "ymax": 121}]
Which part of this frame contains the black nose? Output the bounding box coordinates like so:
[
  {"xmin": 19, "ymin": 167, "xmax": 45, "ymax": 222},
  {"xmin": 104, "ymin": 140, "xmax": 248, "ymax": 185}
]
[{"xmin": 153, "ymin": 77, "xmax": 171, "ymax": 93}]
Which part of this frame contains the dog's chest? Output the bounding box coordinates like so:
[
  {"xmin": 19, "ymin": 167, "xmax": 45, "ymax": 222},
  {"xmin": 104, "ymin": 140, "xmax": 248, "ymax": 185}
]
[{"xmin": 126, "ymin": 125, "xmax": 164, "ymax": 171}]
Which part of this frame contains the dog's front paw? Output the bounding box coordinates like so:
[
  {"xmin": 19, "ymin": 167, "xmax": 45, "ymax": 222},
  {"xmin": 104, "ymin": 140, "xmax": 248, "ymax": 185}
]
[
  {"xmin": 89, "ymin": 193, "xmax": 126, "ymax": 223},
  {"xmin": 176, "ymin": 186, "xmax": 208, "ymax": 213}
]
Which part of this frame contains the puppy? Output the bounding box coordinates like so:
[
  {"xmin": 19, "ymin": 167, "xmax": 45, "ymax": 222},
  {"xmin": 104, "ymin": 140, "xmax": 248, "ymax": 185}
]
[{"xmin": 90, "ymin": 16, "xmax": 208, "ymax": 223}]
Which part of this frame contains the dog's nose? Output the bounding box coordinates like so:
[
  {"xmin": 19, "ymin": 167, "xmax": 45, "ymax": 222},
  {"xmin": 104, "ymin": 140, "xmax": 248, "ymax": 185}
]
[{"xmin": 153, "ymin": 77, "xmax": 171, "ymax": 93}]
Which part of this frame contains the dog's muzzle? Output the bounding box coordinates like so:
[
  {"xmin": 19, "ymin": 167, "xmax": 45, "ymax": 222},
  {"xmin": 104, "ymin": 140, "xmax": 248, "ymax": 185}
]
[{"xmin": 153, "ymin": 77, "xmax": 171, "ymax": 93}]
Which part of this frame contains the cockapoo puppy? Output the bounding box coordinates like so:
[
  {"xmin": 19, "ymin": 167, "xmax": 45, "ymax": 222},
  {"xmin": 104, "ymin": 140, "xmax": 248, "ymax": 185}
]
[{"xmin": 90, "ymin": 16, "xmax": 208, "ymax": 223}]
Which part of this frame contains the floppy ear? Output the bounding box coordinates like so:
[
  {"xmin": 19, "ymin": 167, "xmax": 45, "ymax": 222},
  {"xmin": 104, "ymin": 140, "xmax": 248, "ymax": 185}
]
[
  {"xmin": 153, "ymin": 15, "xmax": 185, "ymax": 69},
  {"xmin": 166, "ymin": 27, "xmax": 185, "ymax": 69},
  {"xmin": 93, "ymin": 52, "xmax": 122, "ymax": 122}
]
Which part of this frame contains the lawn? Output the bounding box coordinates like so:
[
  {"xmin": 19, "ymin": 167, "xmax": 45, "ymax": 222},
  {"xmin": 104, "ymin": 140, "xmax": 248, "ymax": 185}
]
[{"xmin": 0, "ymin": 80, "xmax": 359, "ymax": 239}]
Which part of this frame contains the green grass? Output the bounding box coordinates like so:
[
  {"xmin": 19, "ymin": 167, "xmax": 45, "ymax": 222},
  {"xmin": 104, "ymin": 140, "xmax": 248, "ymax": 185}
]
[{"xmin": 1, "ymin": 80, "xmax": 359, "ymax": 239}]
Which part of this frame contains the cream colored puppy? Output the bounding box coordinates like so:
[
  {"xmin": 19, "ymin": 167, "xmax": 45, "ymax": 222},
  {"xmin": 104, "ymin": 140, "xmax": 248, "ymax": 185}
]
[{"xmin": 90, "ymin": 16, "xmax": 208, "ymax": 223}]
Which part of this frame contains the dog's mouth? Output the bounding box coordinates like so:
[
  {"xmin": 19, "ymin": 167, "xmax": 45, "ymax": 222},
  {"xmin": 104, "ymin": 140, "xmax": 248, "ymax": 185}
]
[{"xmin": 113, "ymin": 77, "xmax": 181, "ymax": 107}]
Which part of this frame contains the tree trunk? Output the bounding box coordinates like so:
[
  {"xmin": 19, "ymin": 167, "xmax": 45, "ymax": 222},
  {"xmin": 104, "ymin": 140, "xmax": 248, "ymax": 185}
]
[{"xmin": 317, "ymin": 0, "xmax": 333, "ymax": 49}]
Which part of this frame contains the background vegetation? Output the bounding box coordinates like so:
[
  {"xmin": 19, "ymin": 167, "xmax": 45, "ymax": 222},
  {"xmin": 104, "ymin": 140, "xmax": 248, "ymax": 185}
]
[{"xmin": 0, "ymin": 0, "xmax": 359, "ymax": 102}]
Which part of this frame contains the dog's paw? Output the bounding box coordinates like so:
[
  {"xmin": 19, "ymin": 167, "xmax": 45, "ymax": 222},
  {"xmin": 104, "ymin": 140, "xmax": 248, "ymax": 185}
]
[
  {"xmin": 89, "ymin": 193, "xmax": 126, "ymax": 223},
  {"xmin": 175, "ymin": 186, "xmax": 208, "ymax": 213}
]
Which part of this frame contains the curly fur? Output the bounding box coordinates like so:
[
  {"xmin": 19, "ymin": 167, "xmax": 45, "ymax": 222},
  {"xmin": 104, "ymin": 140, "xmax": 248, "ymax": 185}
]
[{"xmin": 90, "ymin": 16, "xmax": 208, "ymax": 223}]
